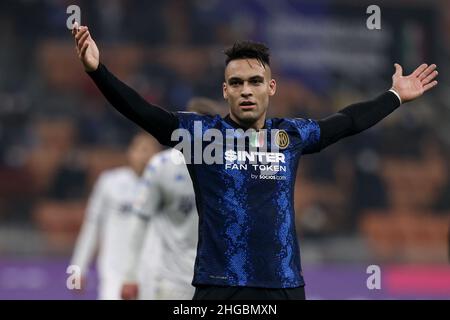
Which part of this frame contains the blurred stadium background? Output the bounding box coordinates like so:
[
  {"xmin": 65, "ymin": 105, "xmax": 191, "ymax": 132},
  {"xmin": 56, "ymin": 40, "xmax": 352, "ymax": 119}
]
[{"xmin": 0, "ymin": 0, "xmax": 449, "ymax": 299}]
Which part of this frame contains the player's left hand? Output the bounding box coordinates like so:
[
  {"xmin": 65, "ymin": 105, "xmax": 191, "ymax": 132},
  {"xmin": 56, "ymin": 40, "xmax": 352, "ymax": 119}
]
[
  {"xmin": 121, "ymin": 282, "xmax": 139, "ymax": 300},
  {"xmin": 391, "ymin": 63, "xmax": 438, "ymax": 103}
]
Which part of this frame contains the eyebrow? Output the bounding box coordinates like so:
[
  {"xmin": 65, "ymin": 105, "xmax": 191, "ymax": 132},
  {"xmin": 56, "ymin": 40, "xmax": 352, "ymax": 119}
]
[
  {"xmin": 227, "ymin": 75, "xmax": 264, "ymax": 83},
  {"xmin": 249, "ymin": 76, "xmax": 264, "ymax": 81}
]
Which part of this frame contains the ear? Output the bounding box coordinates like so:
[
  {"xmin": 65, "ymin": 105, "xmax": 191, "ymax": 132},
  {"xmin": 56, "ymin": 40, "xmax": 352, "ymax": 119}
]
[
  {"xmin": 268, "ymin": 79, "xmax": 277, "ymax": 96},
  {"xmin": 223, "ymin": 82, "xmax": 228, "ymax": 100}
]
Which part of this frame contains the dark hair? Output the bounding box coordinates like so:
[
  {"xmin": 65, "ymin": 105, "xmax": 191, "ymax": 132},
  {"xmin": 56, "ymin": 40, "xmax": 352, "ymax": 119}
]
[{"xmin": 224, "ymin": 41, "xmax": 270, "ymax": 67}]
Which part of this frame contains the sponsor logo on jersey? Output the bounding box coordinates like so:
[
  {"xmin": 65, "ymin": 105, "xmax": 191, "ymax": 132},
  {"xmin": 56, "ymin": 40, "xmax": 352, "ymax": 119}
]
[
  {"xmin": 224, "ymin": 150, "xmax": 287, "ymax": 175},
  {"xmin": 224, "ymin": 150, "xmax": 285, "ymax": 163}
]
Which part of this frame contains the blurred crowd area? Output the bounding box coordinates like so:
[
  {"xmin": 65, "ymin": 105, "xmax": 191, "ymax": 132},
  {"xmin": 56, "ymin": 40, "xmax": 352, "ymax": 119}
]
[{"xmin": 0, "ymin": 0, "xmax": 449, "ymax": 264}]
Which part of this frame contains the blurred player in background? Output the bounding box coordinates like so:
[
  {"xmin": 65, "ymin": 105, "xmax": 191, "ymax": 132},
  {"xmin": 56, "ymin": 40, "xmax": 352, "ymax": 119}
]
[
  {"xmin": 120, "ymin": 97, "xmax": 225, "ymax": 300},
  {"xmin": 69, "ymin": 132, "xmax": 160, "ymax": 300}
]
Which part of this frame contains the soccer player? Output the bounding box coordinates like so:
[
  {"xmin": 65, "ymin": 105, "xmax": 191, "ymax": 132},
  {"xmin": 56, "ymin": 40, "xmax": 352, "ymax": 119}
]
[
  {"xmin": 72, "ymin": 23, "xmax": 438, "ymax": 299},
  {"xmin": 120, "ymin": 98, "xmax": 225, "ymax": 300},
  {"xmin": 69, "ymin": 132, "xmax": 160, "ymax": 300}
]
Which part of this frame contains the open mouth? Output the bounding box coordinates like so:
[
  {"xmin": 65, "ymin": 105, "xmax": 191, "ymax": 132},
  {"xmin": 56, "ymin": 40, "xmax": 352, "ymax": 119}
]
[{"xmin": 239, "ymin": 101, "xmax": 256, "ymax": 110}]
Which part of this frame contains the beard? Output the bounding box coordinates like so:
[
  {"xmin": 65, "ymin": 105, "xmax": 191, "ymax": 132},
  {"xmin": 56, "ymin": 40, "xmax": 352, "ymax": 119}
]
[{"xmin": 231, "ymin": 106, "xmax": 267, "ymax": 128}]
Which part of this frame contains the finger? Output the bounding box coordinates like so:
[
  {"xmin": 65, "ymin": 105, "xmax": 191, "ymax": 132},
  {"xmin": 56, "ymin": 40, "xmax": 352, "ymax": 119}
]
[
  {"xmin": 423, "ymin": 80, "xmax": 438, "ymax": 92},
  {"xmin": 77, "ymin": 31, "xmax": 90, "ymax": 50},
  {"xmin": 80, "ymin": 42, "xmax": 89, "ymax": 58},
  {"xmin": 72, "ymin": 22, "xmax": 79, "ymax": 35},
  {"xmin": 75, "ymin": 32, "xmax": 89, "ymax": 50},
  {"xmin": 74, "ymin": 25, "xmax": 85, "ymax": 36},
  {"xmin": 418, "ymin": 64, "xmax": 437, "ymax": 80},
  {"xmin": 72, "ymin": 24, "xmax": 79, "ymax": 47},
  {"xmin": 75, "ymin": 27, "xmax": 88, "ymax": 43},
  {"xmin": 77, "ymin": 36, "xmax": 87, "ymax": 53},
  {"xmin": 412, "ymin": 63, "xmax": 428, "ymax": 77},
  {"xmin": 75, "ymin": 28, "xmax": 88, "ymax": 43},
  {"xmin": 393, "ymin": 63, "xmax": 403, "ymax": 77},
  {"xmin": 421, "ymin": 70, "xmax": 438, "ymax": 85}
]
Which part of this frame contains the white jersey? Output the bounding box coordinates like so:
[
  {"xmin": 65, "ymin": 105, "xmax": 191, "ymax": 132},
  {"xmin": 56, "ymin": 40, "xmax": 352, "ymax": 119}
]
[
  {"xmin": 70, "ymin": 167, "xmax": 141, "ymax": 299},
  {"xmin": 131, "ymin": 149, "xmax": 198, "ymax": 299}
]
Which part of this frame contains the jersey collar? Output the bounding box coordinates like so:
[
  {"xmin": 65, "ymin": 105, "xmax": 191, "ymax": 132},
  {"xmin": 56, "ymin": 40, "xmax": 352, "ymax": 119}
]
[{"xmin": 223, "ymin": 114, "xmax": 268, "ymax": 130}]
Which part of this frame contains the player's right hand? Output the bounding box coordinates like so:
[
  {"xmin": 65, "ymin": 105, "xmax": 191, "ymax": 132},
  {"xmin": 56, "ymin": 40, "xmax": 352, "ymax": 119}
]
[
  {"xmin": 72, "ymin": 22, "xmax": 99, "ymax": 72},
  {"xmin": 121, "ymin": 282, "xmax": 139, "ymax": 300}
]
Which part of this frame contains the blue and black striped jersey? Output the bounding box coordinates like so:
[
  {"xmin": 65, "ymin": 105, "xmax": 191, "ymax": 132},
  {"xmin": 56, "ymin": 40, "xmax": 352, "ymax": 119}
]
[
  {"xmin": 176, "ymin": 113, "xmax": 320, "ymax": 288},
  {"xmin": 87, "ymin": 63, "xmax": 401, "ymax": 289}
]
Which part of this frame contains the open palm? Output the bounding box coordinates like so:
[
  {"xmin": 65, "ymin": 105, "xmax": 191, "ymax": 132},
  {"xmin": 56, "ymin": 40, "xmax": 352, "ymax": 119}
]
[
  {"xmin": 72, "ymin": 22, "xmax": 100, "ymax": 72},
  {"xmin": 391, "ymin": 63, "xmax": 438, "ymax": 103}
]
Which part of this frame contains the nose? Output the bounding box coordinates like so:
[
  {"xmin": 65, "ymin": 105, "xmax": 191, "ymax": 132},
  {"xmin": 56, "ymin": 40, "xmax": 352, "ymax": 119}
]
[{"xmin": 241, "ymin": 82, "xmax": 252, "ymax": 98}]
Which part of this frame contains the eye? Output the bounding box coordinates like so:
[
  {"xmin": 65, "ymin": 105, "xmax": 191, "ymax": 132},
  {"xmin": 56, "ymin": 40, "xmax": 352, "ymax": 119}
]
[
  {"xmin": 229, "ymin": 80, "xmax": 241, "ymax": 87},
  {"xmin": 250, "ymin": 78, "xmax": 263, "ymax": 85}
]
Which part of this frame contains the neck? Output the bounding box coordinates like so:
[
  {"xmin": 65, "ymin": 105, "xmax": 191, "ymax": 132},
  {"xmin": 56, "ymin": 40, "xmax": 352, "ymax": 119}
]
[{"xmin": 229, "ymin": 113, "xmax": 266, "ymax": 130}]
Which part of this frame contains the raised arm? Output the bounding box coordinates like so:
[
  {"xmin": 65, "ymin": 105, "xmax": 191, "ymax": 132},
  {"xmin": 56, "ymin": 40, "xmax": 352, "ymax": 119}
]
[
  {"xmin": 72, "ymin": 23, "xmax": 178, "ymax": 146},
  {"xmin": 314, "ymin": 63, "xmax": 438, "ymax": 152}
]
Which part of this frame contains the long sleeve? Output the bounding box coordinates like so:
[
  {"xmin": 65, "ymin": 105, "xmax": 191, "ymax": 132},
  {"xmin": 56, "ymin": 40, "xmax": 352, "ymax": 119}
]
[
  {"xmin": 87, "ymin": 64, "xmax": 179, "ymax": 146},
  {"xmin": 123, "ymin": 157, "xmax": 162, "ymax": 282},
  {"xmin": 314, "ymin": 90, "xmax": 401, "ymax": 152},
  {"xmin": 70, "ymin": 174, "xmax": 107, "ymax": 276}
]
